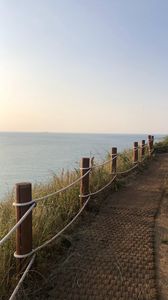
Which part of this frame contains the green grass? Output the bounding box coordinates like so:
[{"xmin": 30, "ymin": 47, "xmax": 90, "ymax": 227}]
[
  {"xmin": 0, "ymin": 141, "xmax": 159, "ymax": 298},
  {"xmin": 154, "ymin": 136, "xmax": 168, "ymax": 153}
]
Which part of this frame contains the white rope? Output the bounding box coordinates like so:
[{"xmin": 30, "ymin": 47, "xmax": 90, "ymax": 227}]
[
  {"xmin": 133, "ymin": 143, "xmax": 148, "ymax": 150},
  {"xmin": 0, "ymin": 203, "xmax": 35, "ymax": 246},
  {"xmin": 9, "ymin": 254, "xmax": 36, "ymax": 300},
  {"xmin": 34, "ymin": 169, "xmax": 91, "ymax": 202},
  {"xmin": 33, "ymin": 156, "xmax": 117, "ymax": 203},
  {"xmin": 91, "ymin": 155, "xmax": 117, "ymax": 170},
  {"xmin": 141, "ymin": 143, "xmax": 148, "ymax": 148},
  {"xmin": 14, "ymin": 197, "xmax": 91, "ymax": 258},
  {"xmin": 79, "ymin": 175, "xmax": 117, "ymax": 198},
  {"xmin": 114, "ymin": 163, "xmax": 138, "ymax": 175},
  {"xmin": 13, "ymin": 200, "xmax": 36, "ymax": 207}
]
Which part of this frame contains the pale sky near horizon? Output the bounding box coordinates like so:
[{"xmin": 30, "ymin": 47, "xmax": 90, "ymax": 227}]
[{"xmin": 0, "ymin": 0, "xmax": 168, "ymax": 134}]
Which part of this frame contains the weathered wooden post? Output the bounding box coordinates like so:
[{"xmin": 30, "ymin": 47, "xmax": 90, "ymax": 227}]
[
  {"xmin": 148, "ymin": 135, "xmax": 152, "ymax": 156},
  {"xmin": 151, "ymin": 135, "xmax": 154, "ymax": 149},
  {"xmin": 15, "ymin": 183, "xmax": 33, "ymax": 272},
  {"xmin": 111, "ymin": 147, "xmax": 117, "ymax": 174},
  {"xmin": 80, "ymin": 158, "xmax": 90, "ymax": 206},
  {"xmin": 133, "ymin": 142, "xmax": 139, "ymax": 163},
  {"xmin": 140, "ymin": 140, "xmax": 145, "ymax": 160}
]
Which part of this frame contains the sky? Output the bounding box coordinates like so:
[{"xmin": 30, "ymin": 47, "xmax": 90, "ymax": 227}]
[{"xmin": 0, "ymin": 0, "xmax": 168, "ymax": 134}]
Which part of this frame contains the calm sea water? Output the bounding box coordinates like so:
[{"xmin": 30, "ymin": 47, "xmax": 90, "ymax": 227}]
[{"xmin": 0, "ymin": 132, "xmax": 164, "ymax": 200}]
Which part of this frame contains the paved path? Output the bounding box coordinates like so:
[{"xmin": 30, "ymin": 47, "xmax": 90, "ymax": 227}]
[{"xmin": 38, "ymin": 154, "xmax": 168, "ymax": 300}]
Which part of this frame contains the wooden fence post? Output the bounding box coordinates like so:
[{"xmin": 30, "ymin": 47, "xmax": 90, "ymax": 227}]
[
  {"xmin": 140, "ymin": 140, "xmax": 145, "ymax": 160},
  {"xmin": 111, "ymin": 147, "xmax": 117, "ymax": 174},
  {"xmin": 148, "ymin": 135, "xmax": 152, "ymax": 155},
  {"xmin": 133, "ymin": 142, "xmax": 138, "ymax": 163},
  {"xmin": 15, "ymin": 183, "xmax": 33, "ymax": 273},
  {"xmin": 151, "ymin": 135, "xmax": 154, "ymax": 149},
  {"xmin": 80, "ymin": 158, "xmax": 90, "ymax": 206}
]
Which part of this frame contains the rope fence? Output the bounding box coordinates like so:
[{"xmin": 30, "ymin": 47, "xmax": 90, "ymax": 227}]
[
  {"xmin": 9, "ymin": 254, "xmax": 36, "ymax": 300},
  {"xmin": 14, "ymin": 196, "xmax": 91, "ymax": 259},
  {"xmin": 79, "ymin": 175, "xmax": 117, "ymax": 198},
  {"xmin": 33, "ymin": 168, "xmax": 91, "ymax": 202},
  {"xmin": 0, "ymin": 203, "xmax": 36, "ymax": 246},
  {"xmin": 0, "ymin": 135, "xmax": 155, "ymax": 299},
  {"xmin": 113, "ymin": 163, "xmax": 139, "ymax": 175},
  {"xmin": 91, "ymin": 155, "xmax": 118, "ymax": 170}
]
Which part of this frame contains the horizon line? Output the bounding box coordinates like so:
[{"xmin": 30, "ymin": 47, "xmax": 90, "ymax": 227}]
[{"xmin": 0, "ymin": 131, "xmax": 166, "ymax": 135}]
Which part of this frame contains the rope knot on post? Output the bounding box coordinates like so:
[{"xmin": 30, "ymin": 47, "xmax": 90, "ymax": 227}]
[{"xmin": 13, "ymin": 200, "xmax": 36, "ymax": 207}]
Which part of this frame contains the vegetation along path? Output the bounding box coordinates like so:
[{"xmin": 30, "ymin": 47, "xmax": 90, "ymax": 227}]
[{"xmin": 36, "ymin": 153, "xmax": 168, "ymax": 300}]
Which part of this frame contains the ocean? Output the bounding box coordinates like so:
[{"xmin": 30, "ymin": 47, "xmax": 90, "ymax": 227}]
[{"xmin": 0, "ymin": 132, "xmax": 164, "ymax": 200}]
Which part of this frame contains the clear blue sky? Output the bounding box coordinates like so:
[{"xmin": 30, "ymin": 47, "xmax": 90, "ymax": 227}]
[{"xmin": 0, "ymin": 0, "xmax": 168, "ymax": 133}]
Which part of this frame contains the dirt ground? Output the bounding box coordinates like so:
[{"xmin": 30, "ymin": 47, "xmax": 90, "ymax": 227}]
[{"xmin": 23, "ymin": 153, "xmax": 168, "ymax": 300}]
